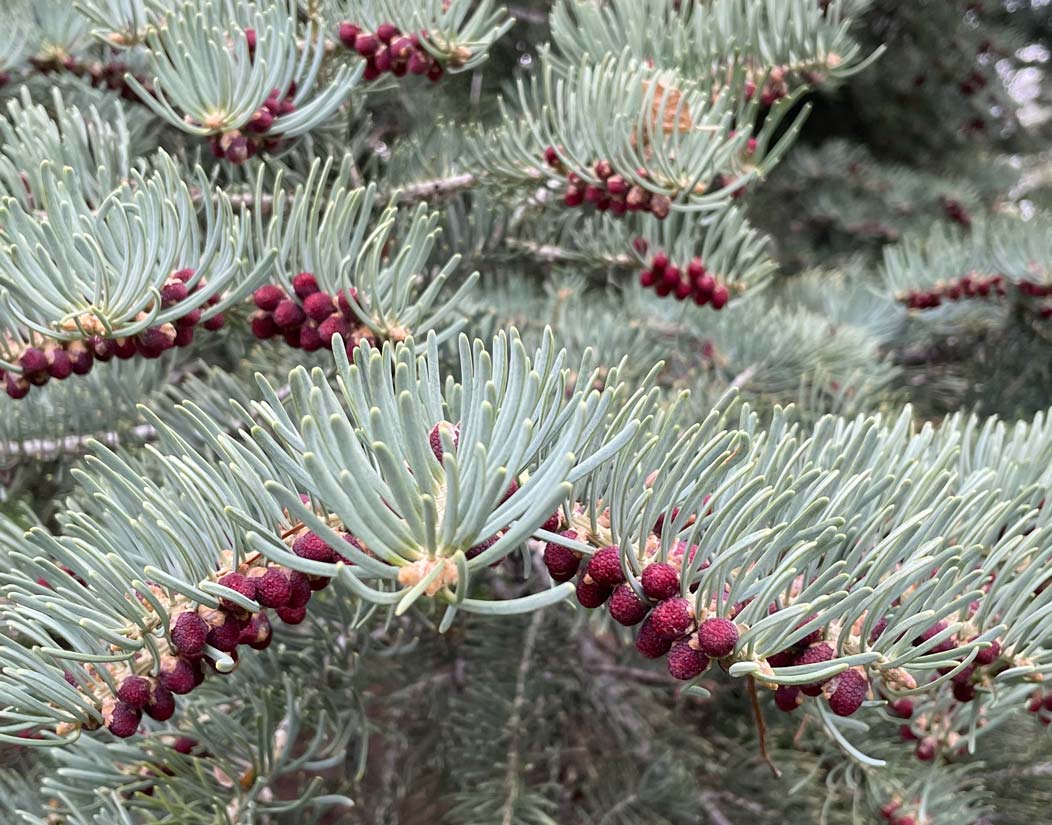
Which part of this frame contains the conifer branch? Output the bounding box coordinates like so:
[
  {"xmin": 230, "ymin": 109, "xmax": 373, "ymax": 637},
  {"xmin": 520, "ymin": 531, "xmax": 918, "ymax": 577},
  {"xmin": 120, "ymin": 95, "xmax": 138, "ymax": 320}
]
[
  {"xmin": 550, "ymin": 0, "xmax": 884, "ymax": 90},
  {"xmin": 0, "ymin": 2, "xmax": 1044, "ymax": 822}
]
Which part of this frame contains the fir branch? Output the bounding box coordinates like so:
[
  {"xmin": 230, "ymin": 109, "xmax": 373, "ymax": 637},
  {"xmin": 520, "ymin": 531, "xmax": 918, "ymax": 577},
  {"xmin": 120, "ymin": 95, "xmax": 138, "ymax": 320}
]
[
  {"xmin": 125, "ymin": 0, "xmax": 360, "ymax": 146},
  {"xmin": 330, "ymin": 0, "xmax": 515, "ymax": 74},
  {"xmin": 0, "ymin": 4, "xmax": 1046, "ymax": 821},
  {"xmin": 471, "ymin": 51, "xmax": 809, "ymax": 212},
  {"xmin": 550, "ymin": 0, "xmax": 884, "ymax": 89}
]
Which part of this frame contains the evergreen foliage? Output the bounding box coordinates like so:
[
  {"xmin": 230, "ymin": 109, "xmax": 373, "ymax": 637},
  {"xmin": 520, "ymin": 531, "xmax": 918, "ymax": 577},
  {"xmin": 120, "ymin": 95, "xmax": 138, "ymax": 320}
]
[{"xmin": 0, "ymin": 1, "xmax": 1049, "ymax": 823}]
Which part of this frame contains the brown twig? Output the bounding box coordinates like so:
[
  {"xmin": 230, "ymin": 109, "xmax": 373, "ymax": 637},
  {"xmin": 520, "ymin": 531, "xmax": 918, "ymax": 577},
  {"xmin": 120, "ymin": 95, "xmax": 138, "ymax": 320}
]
[
  {"xmin": 747, "ymin": 676, "xmax": 781, "ymax": 778},
  {"xmin": 0, "ymin": 375, "xmax": 293, "ymax": 461},
  {"xmin": 504, "ymin": 238, "xmax": 635, "ymax": 269},
  {"xmin": 211, "ymin": 172, "xmax": 479, "ymax": 215},
  {"xmin": 792, "ymin": 716, "xmax": 810, "ymax": 749}
]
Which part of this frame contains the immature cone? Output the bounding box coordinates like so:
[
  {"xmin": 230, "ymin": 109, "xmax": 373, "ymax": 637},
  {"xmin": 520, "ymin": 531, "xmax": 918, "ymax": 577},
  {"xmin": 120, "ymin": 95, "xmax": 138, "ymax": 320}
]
[
  {"xmin": 826, "ymin": 668, "xmax": 868, "ymax": 716},
  {"xmin": 253, "ymin": 285, "xmax": 285, "ymax": 311},
  {"xmin": 868, "ymin": 617, "xmax": 888, "ymax": 643},
  {"xmin": 240, "ymin": 613, "xmax": 273, "ymax": 650},
  {"xmin": 912, "ymin": 620, "xmax": 955, "ymax": 653},
  {"xmin": 174, "ymin": 326, "xmax": 194, "ymax": 347},
  {"xmin": 161, "ymin": 281, "xmax": 189, "ymax": 304},
  {"xmin": 648, "ymin": 597, "xmax": 694, "ymax": 639},
  {"xmin": 974, "ymin": 638, "xmax": 1001, "ymax": 666},
  {"xmin": 774, "ymin": 685, "xmax": 802, "ymax": 712},
  {"xmin": 640, "ymin": 562, "xmax": 679, "ymax": 601},
  {"xmin": 299, "ymin": 324, "xmax": 323, "ymax": 352},
  {"xmin": 635, "ymin": 617, "xmax": 674, "ymax": 659},
  {"xmin": 19, "ymin": 347, "xmax": 48, "ymax": 375},
  {"xmin": 293, "ymin": 532, "xmax": 335, "ymax": 563},
  {"xmin": 793, "ymin": 616, "xmax": 824, "ymax": 648},
  {"xmin": 255, "ymin": 568, "xmax": 292, "ymax": 608},
  {"xmin": 408, "ymin": 51, "xmax": 432, "ymax": 76},
  {"xmin": 224, "ymin": 136, "xmax": 251, "ymax": 165},
  {"xmin": 429, "ymin": 420, "xmax": 460, "ymax": 460},
  {"xmin": 667, "ymin": 640, "xmax": 709, "ymax": 680},
  {"xmin": 274, "ymin": 300, "xmax": 305, "ymax": 328},
  {"xmin": 247, "ymin": 108, "xmax": 274, "ymax": 133},
  {"xmin": 173, "ymin": 736, "xmax": 199, "ymax": 755},
  {"xmin": 338, "ymin": 23, "xmax": 360, "ymax": 49},
  {"xmin": 171, "ymin": 612, "xmax": 209, "ymax": 656},
  {"xmin": 695, "ymin": 617, "xmax": 739, "ymax": 658},
  {"xmin": 117, "ymin": 675, "xmax": 152, "ymax": 709},
  {"xmin": 543, "ymin": 531, "xmax": 581, "ymax": 582},
  {"xmin": 336, "ymin": 288, "xmax": 360, "ymax": 317},
  {"xmin": 766, "ymin": 649, "xmax": 797, "ymax": 669},
  {"xmin": 145, "ymin": 683, "xmax": 176, "ymax": 721},
  {"xmin": 69, "ymin": 346, "xmax": 93, "ymax": 375},
  {"xmin": 586, "ymin": 546, "xmax": 624, "ymax": 587},
  {"xmin": 336, "ymin": 532, "xmax": 363, "ymax": 565},
  {"xmin": 113, "ymin": 338, "xmax": 137, "ymax": 359},
  {"xmin": 355, "ymin": 33, "xmax": 380, "ymax": 57},
  {"xmin": 138, "ymin": 325, "xmax": 178, "ymax": 358},
  {"xmin": 694, "ymin": 275, "xmax": 715, "ymax": 304},
  {"xmin": 286, "ymin": 571, "xmax": 312, "ymax": 609},
  {"xmin": 794, "ymin": 641, "xmax": 835, "ymax": 696},
  {"xmin": 174, "ymin": 307, "xmax": 200, "ymax": 330},
  {"xmin": 203, "ymin": 313, "xmax": 225, "ymax": 332},
  {"xmin": 159, "ymin": 657, "xmax": 200, "ymax": 695},
  {"xmin": 915, "ymin": 738, "xmax": 936, "ymax": 761},
  {"xmin": 317, "ymin": 315, "xmax": 347, "ymax": 343},
  {"xmin": 575, "ymin": 572, "xmax": 612, "ymax": 608},
  {"xmin": 48, "ymin": 349, "xmax": 72, "ymax": 379},
  {"xmin": 108, "ymin": 702, "xmax": 142, "ymax": 738},
  {"xmin": 251, "ymin": 313, "xmax": 279, "ymax": 339},
  {"xmin": 217, "ymin": 572, "xmax": 256, "ymax": 611},
  {"xmin": 608, "ymin": 583, "xmax": 650, "ymax": 626},
  {"xmin": 308, "ymin": 572, "xmax": 333, "ymax": 591},
  {"xmin": 5, "ymin": 374, "xmax": 29, "ymax": 398},
  {"xmin": 206, "ymin": 613, "xmax": 243, "ymax": 653},
  {"xmin": 303, "ymin": 291, "xmax": 334, "ymax": 322},
  {"xmin": 539, "ymin": 510, "xmax": 562, "ymax": 532},
  {"xmin": 500, "ymin": 479, "xmax": 520, "ymax": 503},
  {"xmin": 377, "ymin": 23, "xmax": 400, "ymax": 43},
  {"xmin": 292, "ymin": 272, "xmax": 319, "ymax": 298},
  {"xmin": 466, "ymin": 534, "xmax": 499, "ymax": 561},
  {"xmin": 887, "ymin": 697, "xmax": 914, "ymax": 719},
  {"xmin": 276, "ymin": 604, "xmax": 307, "ymax": 624}
]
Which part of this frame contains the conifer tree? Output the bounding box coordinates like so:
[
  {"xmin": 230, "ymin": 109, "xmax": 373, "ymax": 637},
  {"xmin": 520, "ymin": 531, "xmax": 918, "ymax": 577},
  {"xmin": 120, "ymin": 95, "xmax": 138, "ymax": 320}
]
[{"xmin": 0, "ymin": 1, "xmax": 1050, "ymax": 823}]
